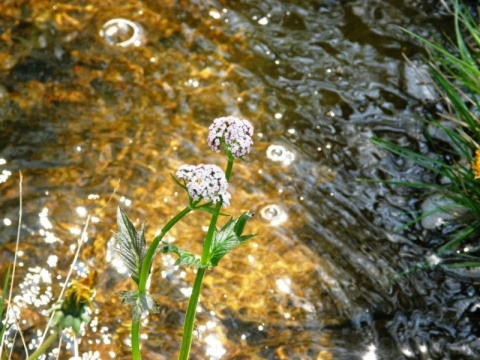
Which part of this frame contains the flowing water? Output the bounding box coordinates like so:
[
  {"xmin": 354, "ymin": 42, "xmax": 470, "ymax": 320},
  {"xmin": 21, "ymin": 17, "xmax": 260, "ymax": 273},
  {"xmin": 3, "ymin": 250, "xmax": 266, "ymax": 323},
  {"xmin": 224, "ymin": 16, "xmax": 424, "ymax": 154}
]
[{"xmin": 1, "ymin": 1, "xmax": 479, "ymax": 359}]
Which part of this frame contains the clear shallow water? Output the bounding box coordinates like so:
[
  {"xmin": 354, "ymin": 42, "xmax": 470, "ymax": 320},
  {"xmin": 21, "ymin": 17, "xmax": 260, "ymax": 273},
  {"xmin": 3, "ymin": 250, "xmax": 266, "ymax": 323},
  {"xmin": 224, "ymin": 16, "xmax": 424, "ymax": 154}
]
[{"xmin": 1, "ymin": 1, "xmax": 479, "ymax": 359}]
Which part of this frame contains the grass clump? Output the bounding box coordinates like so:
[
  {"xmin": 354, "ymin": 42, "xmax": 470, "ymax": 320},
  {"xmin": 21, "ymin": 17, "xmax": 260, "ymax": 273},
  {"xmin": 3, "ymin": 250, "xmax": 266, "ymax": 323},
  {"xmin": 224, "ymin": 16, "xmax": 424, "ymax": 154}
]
[{"xmin": 374, "ymin": 0, "xmax": 480, "ymax": 271}]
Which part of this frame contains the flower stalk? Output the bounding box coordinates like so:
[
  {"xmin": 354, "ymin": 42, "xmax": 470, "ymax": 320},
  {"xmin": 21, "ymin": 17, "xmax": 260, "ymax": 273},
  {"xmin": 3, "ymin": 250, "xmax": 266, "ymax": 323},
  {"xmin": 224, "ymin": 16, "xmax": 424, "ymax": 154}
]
[{"xmin": 114, "ymin": 116, "xmax": 255, "ymax": 360}]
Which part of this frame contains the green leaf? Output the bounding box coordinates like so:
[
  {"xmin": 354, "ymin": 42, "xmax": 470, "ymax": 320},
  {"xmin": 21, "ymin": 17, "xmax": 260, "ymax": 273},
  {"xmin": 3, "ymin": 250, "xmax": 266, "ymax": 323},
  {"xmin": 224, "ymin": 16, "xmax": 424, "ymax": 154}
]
[
  {"xmin": 114, "ymin": 207, "xmax": 147, "ymax": 285},
  {"xmin": 161, "ymin": 243, "xmax": 203, "ymax": 268},
  {"xmin": 117, "ymin": 290, "xmax": 160, "ymax": 324},
  {"xmin": 208, "ymin": 212, "xmax": 256, "ymax": 267}
]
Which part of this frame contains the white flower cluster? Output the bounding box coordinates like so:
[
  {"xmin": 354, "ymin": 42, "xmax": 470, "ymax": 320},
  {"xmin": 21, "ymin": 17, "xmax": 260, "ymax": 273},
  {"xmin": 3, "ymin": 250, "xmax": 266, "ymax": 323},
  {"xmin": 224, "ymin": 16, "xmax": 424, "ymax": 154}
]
[
  {"xmin": 176, "ymin": 164, "xmax": 231, "ymax": 207},
  {"xmin": 207, "ymin": 116, "xmax": 254, "ymax": 158}
]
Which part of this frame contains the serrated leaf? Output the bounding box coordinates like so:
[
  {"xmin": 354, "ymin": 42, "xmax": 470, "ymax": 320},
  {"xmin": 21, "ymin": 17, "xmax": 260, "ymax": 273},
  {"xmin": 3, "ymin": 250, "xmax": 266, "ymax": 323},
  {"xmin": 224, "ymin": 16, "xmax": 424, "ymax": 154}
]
[
  {"xmin": 161, "ymin": 243, "xmax": 203, "ymax": 268},
  {"xmin": 114, "ymin": 207, "xmax": 147, "ymax": 285},
  {"xmin": 209, "ymin": 212, "xmax": 256, "ymax": 267},
  {"xmin": 118, "ymin": 290, "xmax": 160, "ymax": 324},
  {"xmin": 233, "ymin": 211, "xmax": 255, "ymax": 236}
]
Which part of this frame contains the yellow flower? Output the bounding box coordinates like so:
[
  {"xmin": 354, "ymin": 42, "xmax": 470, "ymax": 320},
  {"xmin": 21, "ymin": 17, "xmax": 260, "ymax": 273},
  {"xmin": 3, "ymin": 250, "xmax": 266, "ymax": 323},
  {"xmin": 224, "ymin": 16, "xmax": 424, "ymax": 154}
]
[
  {"xmin": 62, "ymin": 271, "xmax": 96, "ymax": 315},
  {"xmin": 472, "ymin": 150, "xmax": 480, "ymax": 179}
]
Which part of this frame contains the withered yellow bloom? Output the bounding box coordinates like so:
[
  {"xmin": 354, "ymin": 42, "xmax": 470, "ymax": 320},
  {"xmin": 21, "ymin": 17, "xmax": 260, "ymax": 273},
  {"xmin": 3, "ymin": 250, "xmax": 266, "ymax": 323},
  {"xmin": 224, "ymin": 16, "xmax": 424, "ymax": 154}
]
[
  {"xmin": 63, "ymin": 271, "xmax": 96, "ymax": 312},
  {"xmin": 472, "ymin": 150, "xmax": 480, "ymax": 179}
]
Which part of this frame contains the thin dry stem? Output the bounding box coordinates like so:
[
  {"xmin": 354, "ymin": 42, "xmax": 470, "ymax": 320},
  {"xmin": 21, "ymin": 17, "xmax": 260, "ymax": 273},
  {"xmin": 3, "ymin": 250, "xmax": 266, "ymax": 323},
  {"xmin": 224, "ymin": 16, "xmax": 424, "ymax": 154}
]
[
  {"xmin": 38, "ymin": 215, "xmax": 91, "ymax": 348},
  {"xmin": 0, "ymin": 171, "xmax": 29, "ymax": 358}
]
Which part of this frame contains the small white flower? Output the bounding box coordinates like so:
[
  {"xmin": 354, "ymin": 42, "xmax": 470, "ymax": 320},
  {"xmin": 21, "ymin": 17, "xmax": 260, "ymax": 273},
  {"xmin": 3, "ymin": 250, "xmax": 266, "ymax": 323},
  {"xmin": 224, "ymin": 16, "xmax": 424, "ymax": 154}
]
[
  {"xmin": 176, "ymin": 164, "xmax": 231, "ymax": 207},
  {"xmin": 207, "ymin": 116, "xmax": 254, "ymax": 158}
]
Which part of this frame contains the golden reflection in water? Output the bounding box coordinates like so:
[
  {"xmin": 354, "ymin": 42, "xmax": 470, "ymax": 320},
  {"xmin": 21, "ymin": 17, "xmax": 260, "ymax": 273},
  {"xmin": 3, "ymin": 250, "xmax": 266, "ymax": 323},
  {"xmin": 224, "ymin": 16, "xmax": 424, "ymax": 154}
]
[{"xmin": 0, "ymin": 0, "xmax": 344, "ymax": 358}]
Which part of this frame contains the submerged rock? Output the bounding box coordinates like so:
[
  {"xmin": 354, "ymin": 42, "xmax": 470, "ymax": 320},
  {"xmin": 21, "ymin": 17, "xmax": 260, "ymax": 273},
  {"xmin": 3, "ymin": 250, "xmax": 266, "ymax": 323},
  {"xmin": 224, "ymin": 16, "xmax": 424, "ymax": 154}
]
[{"xmin": 420, "ymin": 194, "xmax": 466, "ymax": 230}]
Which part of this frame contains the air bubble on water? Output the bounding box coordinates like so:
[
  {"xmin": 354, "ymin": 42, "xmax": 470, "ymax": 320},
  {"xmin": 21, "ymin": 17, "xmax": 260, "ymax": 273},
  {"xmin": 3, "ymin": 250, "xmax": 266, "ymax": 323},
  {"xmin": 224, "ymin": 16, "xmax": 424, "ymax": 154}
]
[
  {"xmin": 266, "ymin": 144, "xmax": 295, "ymax": 165},
  {"xmin": 267, "ymin": 145, "xmax": 284, "ymax": 161},
  {"xmin": 99, "ymin": 19, "xmax": 146, "ymax": 48},
  {"xmin": 260, "ymin": 204, "xmax": 287, "ymax": 226}
]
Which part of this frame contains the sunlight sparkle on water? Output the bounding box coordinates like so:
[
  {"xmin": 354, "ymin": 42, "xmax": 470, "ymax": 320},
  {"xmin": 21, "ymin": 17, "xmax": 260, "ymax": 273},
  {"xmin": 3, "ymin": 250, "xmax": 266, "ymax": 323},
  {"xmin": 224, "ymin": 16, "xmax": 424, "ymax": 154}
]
[
  {"xmin": 47, "ymin": 255, "xmax": 58, "ymax": 267},
  {"xmin": 15, "ymin": 266, "xmax": 53, "ymax": 307},
  {"xmin": 209, "ymin": 9, "xmax": 221, "ymax": 19},
  {"xmin": 180, "ymin": 287, "xmax": 193, "ymax": 297},
  {"xmin": 76, "ymin": 206, "xmax": 88, "ymax": 217},
  {"xmin": 258, "ymin": 17, "xmax": 268, "ymax": 25},
  {"xmin": 69, "ymin": 227, "xmax": 81, "ymax": 235},
  {"xmin": 120, "ymin": 196, "xmax": 132, "ymax": 207},
  {"xmin": 0, "ymin": 169, "xmax": 12, "ymax": 183},
  {"xmin": 276, "ymin": 278, "xmax": 291, "ymax": 294},
  {"xmin": 39, "ymin": 207, "xmax": 53, "ymax": 229},
  {"xmin": 3, "ymin": 218, "xmax": 11, "ymax": 226},
  {"xmin": 363, "ymin": 344, "xmax": 377, "ymax": 360},
  {"xmin": 205, "ymin": 334, "xmax": 226, "ymax": 359}
]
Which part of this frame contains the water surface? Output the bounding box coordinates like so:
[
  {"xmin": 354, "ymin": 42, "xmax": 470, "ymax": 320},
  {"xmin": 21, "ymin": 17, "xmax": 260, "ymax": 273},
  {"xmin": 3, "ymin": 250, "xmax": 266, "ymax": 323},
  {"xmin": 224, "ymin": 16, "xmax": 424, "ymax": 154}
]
[{"xmin": 1, "ymin": 1, "xmax": 478, "ymax": 359}]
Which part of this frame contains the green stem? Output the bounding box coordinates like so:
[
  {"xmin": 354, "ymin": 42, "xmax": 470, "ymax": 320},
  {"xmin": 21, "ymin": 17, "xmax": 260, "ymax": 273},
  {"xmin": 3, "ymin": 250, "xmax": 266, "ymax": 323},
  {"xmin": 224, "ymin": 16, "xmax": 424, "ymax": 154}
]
[
  {"xmin": 132, "ymin": 205, "xmax": 194, "ymax": 360},
  {"xmin": 177, "ymin": 267, "xmax": 206, "ymax": 360},
  {"xmin": 201, "ymin": 157, "xmax": 234, "ymax": 265},
  {"xmin": 178, "ymin": 156, "xmax": 235, "ymax": 359},
  {"xmin": 200, "ymin": 202, "xmax": 222, "ymax": 265},
  {"xmin": 138, "ymin": 205, "xmax": 193, "ymax": 294},
  {"xmin": 225, "ymin": 153, "xmax": 234, "ymax": 181},
  {"xmin": 27, "ymin": 330, "xmax": 58, "ymax": 360},
  {"xmin": 132, "ymin": 321, "xmax": 141, "ymax": 360}
]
